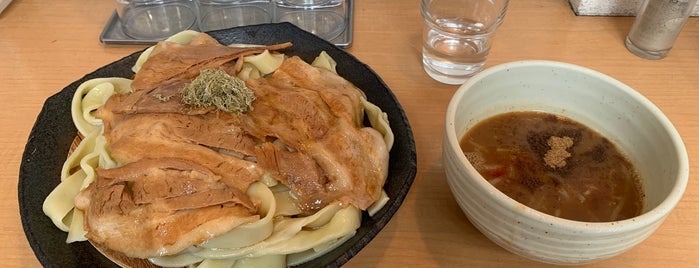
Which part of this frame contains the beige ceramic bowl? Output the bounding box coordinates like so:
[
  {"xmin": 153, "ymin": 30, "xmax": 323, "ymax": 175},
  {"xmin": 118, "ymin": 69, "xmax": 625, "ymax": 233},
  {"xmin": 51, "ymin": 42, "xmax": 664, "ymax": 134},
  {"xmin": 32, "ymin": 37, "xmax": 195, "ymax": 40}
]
[{"xmin": 443, "ymin": 60, "xmax": 689, "ymax": 265}]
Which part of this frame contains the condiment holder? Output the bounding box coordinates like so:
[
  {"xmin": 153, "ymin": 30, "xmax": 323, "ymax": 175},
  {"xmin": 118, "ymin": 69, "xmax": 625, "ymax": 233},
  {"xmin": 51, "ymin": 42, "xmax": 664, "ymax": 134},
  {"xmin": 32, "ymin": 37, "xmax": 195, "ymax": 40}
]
[{"xmin": 101, "ymin": 0, "xmax": 353, "ymax": 47}]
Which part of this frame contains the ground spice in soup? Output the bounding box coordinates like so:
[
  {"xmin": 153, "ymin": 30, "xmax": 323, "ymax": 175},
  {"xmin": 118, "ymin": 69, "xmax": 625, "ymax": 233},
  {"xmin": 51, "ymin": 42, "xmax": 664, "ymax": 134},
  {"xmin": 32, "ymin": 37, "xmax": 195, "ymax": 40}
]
[{"xmin": 460, "ymin": 111, "xmax": 644, "ymax": 222}]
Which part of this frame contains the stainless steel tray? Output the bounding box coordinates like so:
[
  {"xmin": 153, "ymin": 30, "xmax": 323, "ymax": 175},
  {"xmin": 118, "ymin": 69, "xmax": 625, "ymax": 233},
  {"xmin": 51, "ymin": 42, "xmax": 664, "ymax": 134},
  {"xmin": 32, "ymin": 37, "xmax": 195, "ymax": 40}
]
[{"xmin": 100, "ymin": 0, "xmax": 353, "ymax": 48}]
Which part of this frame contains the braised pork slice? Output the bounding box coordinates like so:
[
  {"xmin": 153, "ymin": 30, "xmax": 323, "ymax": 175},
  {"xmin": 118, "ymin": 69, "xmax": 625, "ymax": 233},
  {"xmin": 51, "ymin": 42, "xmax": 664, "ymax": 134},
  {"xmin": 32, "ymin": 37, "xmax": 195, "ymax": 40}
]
[
  {"xmin": 243, "ymin": 57, "xmax": 389, "ymax": 211},
  {"xmin": 112, "ymin": 79, "xmax": 215, "ymax": 115},
  {"xmin": 131, "ymin": 33, "xmax": 291, "ymax": 91},
  {"xmin": 80, "ymin": 34, "xmax": 389, "ymax": 259},
  {"xmin": 75, "ymin": 158, "xmax": 259, "ymax": 258}
]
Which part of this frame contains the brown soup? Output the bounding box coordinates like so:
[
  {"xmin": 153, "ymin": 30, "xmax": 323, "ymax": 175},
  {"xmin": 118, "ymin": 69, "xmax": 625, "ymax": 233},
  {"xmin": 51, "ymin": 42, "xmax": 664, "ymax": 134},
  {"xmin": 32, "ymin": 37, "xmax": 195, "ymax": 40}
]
[{"xmin": 460, "ymin": 111, "xmax": 644, "ymax": 222}]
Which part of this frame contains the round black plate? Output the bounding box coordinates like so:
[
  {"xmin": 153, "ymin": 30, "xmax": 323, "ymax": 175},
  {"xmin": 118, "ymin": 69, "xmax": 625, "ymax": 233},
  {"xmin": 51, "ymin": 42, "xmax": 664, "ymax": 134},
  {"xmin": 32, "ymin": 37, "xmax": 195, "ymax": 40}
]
[{"xmin": 19, "ymin": 22, "xmax": 416, "ymax": 268}]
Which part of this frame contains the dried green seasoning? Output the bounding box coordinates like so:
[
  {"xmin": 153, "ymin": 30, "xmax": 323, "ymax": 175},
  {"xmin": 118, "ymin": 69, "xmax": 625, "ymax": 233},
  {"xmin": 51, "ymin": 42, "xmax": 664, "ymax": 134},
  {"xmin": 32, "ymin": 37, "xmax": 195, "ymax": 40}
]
[{"xmin": 180, "ymin": 69, "xmax": 256, "ymax": 114}]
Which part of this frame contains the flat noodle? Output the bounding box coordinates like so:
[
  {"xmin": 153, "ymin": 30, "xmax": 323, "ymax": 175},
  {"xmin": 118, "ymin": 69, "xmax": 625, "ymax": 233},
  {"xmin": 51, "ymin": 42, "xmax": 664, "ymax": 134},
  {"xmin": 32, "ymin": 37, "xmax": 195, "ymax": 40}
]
[
  {"xmin": 71, "ymin": 78, "xmax": 132, "ymax": 135},
  {"xmin": 150, "ymin": 189, "xmax": 361, "ymax": 267},
  {"xmin": 183, "ymin": 204, "xmax": 360, "ymax": 260},
  {"xmin": 45, "ymin": 89, "xmax": 120, "ymax": 235},
  {"xmin": 43, "ymin": 31, "xmax": 394, "ymax": 268}
]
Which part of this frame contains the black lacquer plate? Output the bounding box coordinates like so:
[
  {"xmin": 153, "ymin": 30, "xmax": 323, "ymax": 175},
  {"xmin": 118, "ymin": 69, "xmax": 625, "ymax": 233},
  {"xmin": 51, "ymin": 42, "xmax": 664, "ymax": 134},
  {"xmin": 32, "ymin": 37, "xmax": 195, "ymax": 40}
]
[{"xmin": 19, "ymin": 23, "xmax": 416, "ymax": 268}]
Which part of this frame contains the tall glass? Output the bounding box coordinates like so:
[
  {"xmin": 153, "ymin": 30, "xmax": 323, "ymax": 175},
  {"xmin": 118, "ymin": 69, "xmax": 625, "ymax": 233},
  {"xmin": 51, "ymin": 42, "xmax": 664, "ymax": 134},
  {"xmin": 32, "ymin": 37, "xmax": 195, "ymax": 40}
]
[{"xmin": 421, "ymin": 0, "xmax": 509, "ymax": 85}]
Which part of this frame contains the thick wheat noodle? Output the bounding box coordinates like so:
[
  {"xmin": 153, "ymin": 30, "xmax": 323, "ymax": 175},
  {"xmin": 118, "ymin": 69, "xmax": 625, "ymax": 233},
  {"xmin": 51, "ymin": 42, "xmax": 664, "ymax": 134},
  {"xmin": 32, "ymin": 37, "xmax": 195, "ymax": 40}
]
[{"xmin": 44, "ymin": 31, "xmax": 393, "ymax": 268}]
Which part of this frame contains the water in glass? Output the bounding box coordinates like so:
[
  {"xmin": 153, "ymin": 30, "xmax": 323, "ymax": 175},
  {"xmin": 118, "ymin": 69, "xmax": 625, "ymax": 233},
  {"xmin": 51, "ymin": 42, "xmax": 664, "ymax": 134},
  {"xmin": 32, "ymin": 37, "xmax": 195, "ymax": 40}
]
[{"xmin": 423, "ymin": 18, "xmax": 492, "ymax": 85}]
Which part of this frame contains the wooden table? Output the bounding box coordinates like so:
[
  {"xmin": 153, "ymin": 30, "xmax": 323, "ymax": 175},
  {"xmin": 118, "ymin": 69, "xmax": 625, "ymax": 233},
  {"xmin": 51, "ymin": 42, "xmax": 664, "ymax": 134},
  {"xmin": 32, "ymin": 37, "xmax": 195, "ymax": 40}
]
[{"xmin": 2, "ymin": 0, "xmax": 698, "ymax": 267}]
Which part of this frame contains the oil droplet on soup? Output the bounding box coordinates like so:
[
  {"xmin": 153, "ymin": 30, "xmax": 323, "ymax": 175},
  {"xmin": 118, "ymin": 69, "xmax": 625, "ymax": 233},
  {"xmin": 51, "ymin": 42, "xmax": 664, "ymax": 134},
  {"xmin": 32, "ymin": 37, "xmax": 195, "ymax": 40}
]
[{"xmin": 460, "ymin": 111, "xmax": 644, "ymax": 222}]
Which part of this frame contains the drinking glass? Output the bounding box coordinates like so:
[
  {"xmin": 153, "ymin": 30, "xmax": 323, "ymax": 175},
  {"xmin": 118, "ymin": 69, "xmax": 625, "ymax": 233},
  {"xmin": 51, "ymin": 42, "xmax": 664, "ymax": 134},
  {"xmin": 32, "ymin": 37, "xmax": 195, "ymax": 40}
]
[
  {"xmin": 421, "ymin": 0, "xmax": 509, "ymax": 84},
  {"xmin": 197, "ymin": 0, "xmax": 273, "ymax": 32},
  {"xmin": 116, "ymin": 0, "xmax": 197, "ymax": 40},
  {"xmin": 274, "ymin": 0, "xmax": 346, "ymax": 41},
  {"xmin": 273, "ymin": 0, "xmax": 340, "ymax": 8}
]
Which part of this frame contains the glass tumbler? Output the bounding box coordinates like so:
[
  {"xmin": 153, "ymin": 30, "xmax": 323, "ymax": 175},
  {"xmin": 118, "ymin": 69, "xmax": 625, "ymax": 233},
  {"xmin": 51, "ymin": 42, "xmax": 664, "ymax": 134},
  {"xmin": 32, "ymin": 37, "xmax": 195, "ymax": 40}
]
[
  {"xmin": 274, "ymin": 0, "xmax": 346, "ymax": 41},
  {"xmin": 116, "ymin": 0, "xmax": 197, "ymax": 40},
  {"xmin": 421, "ymin": 0, "xmax": 509, "ymax": 85},
  {"xmin": 197, "ymin": 0, "xmax": 273, "ymax": 32},
  {"xmin": 273, "ymin": 0, "xmax": 340, "ymax": 8}
]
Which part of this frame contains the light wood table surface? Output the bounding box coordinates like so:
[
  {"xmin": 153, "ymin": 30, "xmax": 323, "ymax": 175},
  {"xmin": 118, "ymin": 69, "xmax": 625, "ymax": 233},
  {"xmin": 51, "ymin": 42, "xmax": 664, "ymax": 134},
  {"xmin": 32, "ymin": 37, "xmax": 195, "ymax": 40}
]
[{"xmin": 1, "ymin": 0, "xmax": 698, "ymax": 267}]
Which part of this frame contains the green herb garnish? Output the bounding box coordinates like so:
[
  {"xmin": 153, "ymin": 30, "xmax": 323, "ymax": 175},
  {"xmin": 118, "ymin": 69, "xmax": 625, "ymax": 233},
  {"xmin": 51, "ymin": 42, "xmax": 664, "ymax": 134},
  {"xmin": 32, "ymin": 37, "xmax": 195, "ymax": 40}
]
[{"xmin": 180, "ymin": 69, "xmax": 256, "ymax": 114}]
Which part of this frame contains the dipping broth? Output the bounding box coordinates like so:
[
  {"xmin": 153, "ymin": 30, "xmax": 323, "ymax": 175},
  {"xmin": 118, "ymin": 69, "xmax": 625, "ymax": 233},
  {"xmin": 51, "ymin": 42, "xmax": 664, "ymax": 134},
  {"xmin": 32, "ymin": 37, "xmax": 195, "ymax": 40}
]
[{"xmin": 460, "ymin": 111, "xmax": 644, "ymax": 222}]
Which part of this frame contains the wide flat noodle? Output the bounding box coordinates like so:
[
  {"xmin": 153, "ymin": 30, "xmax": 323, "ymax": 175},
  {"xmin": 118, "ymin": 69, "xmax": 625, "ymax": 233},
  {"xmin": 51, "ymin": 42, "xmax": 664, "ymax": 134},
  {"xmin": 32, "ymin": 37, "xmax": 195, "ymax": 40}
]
[
  {"xmin": 43, "ymin": 31, "xmax": 393, "ymax": 268},
  {"xmin": 150, "ymin": 202, "xmax": 361, "ymax": 267},
  {"xmin": 71, "ymin": 78, "xmax": 132, "ymax": 135},
  {"xmin": 45, "ymin": 79, "xmax": 124, "ymax": 237}
]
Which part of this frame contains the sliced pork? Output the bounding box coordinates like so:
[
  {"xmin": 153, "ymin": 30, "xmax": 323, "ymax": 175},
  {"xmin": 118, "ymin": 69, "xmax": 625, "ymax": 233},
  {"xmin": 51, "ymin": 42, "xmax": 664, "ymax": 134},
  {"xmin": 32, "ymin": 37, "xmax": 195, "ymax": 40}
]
[
  {"xmin": 131, "ymin": 33, "xmax": 292, "ymax": 91},
  {"xmin": 79, "ymin": 33, "xmax": 389, "ymax": 259}
]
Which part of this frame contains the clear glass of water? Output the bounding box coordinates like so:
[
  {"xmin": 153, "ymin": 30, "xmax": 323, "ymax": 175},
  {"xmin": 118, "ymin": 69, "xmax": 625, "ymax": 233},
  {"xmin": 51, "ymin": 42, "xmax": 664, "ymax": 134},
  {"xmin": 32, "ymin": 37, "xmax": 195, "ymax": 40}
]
[{"xmin": 421, "ymin": 0, "xmax": 509, "ymax": 84}]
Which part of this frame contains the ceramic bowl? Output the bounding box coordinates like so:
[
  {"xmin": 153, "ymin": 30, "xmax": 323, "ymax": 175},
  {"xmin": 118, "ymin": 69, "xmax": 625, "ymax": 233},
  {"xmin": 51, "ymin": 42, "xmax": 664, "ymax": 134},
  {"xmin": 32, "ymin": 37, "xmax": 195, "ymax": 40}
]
[{"xmin": 443, "ymin": 60, "xmax": 688, "ymax": 264}]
